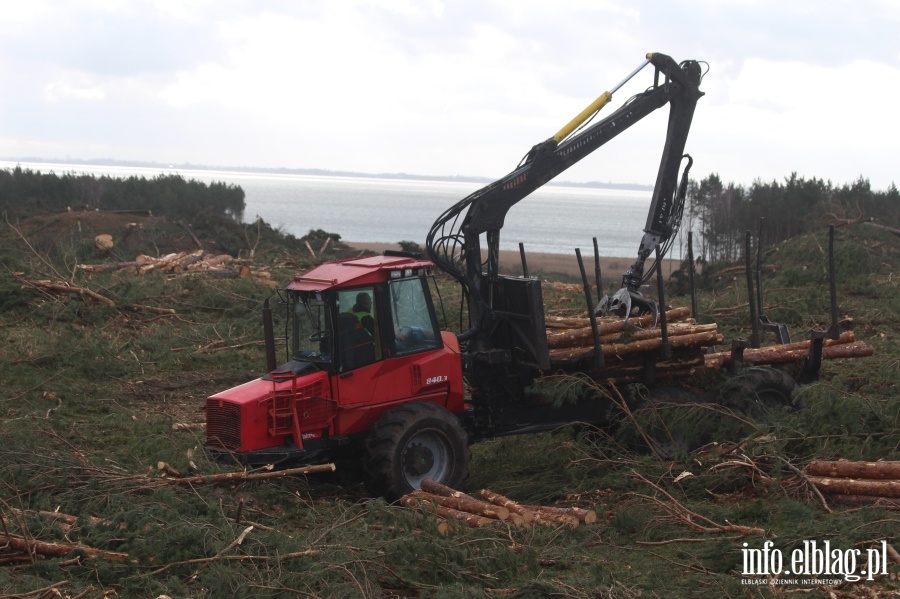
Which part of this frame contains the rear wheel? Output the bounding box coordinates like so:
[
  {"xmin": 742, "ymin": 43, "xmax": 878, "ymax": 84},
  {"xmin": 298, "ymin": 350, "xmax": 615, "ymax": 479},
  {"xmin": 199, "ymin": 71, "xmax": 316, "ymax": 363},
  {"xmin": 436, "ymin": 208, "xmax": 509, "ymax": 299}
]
[
  {"xmin": 721, "ymin": 367, "xmax": 799, "ymax": 420},
  {"xmin": 363, "ymin": 402, "xmax": 470, "ymax": 500}
]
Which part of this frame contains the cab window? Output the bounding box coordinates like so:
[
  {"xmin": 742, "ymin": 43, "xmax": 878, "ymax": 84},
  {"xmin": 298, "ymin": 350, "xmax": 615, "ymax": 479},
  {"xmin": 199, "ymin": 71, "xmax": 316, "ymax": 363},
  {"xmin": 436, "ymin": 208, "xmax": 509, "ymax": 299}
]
[{"xmin": 389, "ymin": 277, "xmax": 441, "ymax": 356}]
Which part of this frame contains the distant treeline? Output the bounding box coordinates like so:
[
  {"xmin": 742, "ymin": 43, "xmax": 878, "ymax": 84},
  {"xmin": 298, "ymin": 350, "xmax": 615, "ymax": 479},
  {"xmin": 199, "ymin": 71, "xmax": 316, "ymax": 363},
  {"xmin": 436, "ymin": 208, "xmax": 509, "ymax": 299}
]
[
  {"xmin": 687, "ymin": 173, "xmax": 898, "ymax": 265},
  {"xmin": 0, "ymin": 165, "xmax": 245, "ymax": 222},
  {"xmin": 2, "ymin": 166, "xmax": 897, "ymax": 268}
]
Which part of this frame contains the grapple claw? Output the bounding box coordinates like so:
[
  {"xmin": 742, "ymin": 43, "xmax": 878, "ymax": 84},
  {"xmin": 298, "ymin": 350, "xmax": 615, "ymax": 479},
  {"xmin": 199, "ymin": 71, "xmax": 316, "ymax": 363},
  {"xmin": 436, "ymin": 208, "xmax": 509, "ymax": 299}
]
[{"xmin": 595, "ymin": 287, "xmax": 658, "ymax": 328}]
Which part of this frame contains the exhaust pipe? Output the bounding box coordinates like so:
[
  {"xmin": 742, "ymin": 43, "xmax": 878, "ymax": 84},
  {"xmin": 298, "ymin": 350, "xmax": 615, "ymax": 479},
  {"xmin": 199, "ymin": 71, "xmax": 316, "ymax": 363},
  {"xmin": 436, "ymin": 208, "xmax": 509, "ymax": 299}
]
[{"xmin": 263, "ymin": 298, "xmax": 277, "ymax": 372}]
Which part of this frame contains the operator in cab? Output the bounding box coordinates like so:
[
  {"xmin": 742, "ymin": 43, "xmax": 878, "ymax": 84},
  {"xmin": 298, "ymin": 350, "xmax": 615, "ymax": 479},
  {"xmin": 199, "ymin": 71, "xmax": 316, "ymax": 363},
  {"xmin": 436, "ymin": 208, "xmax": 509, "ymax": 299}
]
[{"xmin": 350, "ymin": 292, "xmax": 375, "ymax": 336}]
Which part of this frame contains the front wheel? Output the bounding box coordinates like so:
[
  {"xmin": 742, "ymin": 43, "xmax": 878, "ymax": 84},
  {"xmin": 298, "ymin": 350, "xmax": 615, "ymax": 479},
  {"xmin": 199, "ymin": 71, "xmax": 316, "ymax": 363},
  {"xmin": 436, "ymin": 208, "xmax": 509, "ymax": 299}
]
[{"xmin": 363, "ymin": 402, "xmax": 470, "ymax": 500}]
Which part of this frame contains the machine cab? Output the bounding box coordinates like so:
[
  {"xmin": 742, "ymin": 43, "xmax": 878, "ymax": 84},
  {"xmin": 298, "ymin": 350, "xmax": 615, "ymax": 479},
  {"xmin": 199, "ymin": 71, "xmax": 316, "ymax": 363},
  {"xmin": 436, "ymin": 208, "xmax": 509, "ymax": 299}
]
[
  {"xmin": 280, "ymin": 254, "xmax": 464, "ymax": 433},
  {"xmin": 283, "ymin": 256, "xmax": 445, "ymax": 374},
  {"xmin": 206, "ymin": 254, "xmax": 464, "ymax": 458}
]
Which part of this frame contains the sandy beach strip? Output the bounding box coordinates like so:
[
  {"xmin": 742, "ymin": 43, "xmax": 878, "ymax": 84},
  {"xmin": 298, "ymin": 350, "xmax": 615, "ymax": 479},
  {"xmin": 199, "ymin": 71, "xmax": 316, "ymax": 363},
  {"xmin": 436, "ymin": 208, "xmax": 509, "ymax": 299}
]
[{"xmin": 346, "ymin": 242, "xmax": 679, "ymax": 281}]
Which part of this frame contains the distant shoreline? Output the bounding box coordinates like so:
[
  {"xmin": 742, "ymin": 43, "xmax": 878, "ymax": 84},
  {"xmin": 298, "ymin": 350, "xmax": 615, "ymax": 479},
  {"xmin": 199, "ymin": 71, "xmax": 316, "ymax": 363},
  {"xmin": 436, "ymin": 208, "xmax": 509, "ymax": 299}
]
[
  {"xmin": 0, "ymin": 157, "xmax": 654, "ymax": 192},
  {"xmin": 346, "ymin": 241, "xmax": 677, "ymax": 281}
]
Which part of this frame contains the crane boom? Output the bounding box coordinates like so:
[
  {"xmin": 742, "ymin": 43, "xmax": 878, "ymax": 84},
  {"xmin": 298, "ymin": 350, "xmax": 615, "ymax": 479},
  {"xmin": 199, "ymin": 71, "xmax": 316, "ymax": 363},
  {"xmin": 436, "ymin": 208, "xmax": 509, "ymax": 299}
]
[{"xmin": 426, "ymin": 52, "xmax": 704, "ymax": 344}]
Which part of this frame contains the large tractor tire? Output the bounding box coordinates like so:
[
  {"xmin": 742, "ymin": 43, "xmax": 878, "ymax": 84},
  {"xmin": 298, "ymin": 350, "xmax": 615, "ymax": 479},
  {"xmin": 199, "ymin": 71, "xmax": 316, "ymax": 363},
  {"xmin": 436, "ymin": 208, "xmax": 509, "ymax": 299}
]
[
  {"xmin": 720, "ymin": 366, "xmax": 800, "ymax": 420},
  {"xmin": 363, "ymin": 402, "xmax": 470, "ymax": 500}
]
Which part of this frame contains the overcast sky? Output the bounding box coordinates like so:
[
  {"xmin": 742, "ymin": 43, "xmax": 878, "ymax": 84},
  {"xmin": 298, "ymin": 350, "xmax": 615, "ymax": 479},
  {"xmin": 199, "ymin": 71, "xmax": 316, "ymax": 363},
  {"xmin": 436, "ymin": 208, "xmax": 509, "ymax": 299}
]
[{"xmin": 1, "ymin": 0, "xmax": 898, "ymax": 189}]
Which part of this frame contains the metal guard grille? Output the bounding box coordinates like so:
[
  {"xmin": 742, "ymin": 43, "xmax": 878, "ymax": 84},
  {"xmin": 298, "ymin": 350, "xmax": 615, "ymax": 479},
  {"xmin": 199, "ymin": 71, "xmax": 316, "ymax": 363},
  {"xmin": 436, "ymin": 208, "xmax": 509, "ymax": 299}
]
[
  {"xmin": 294, "ymin": 395, "xmax": 336, "ymax": 424},
  {"xmin": 206, "ymin": 399, "xmax": 241, "ymax": 450}
]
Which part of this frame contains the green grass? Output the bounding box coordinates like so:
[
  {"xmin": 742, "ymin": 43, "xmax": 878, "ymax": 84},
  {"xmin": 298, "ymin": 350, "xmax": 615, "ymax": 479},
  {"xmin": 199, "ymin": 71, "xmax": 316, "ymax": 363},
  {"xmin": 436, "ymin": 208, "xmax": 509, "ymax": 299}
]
[{"xmin": 1, "ymin": 222, "xmax": 898, "ymax": 598}]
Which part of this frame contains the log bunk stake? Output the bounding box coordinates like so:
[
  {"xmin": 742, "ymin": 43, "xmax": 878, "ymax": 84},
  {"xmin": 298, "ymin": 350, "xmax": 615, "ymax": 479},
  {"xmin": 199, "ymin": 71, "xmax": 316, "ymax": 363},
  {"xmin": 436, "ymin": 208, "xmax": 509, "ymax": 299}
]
[{"xmin": 541, "ymin": 220, "xmax": 873, "ymax": 387}]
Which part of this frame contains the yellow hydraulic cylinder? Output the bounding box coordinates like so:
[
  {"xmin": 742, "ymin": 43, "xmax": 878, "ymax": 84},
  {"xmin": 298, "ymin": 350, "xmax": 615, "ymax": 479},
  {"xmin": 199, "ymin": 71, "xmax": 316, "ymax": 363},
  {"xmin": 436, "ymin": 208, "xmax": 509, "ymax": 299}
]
[
  {"xmin": 552, "ymin": 92, "xmax": 612, "ymax": 143},
  {"xmin": 551, "ymin": 56, "xmax": 651, "ymax": 144}
]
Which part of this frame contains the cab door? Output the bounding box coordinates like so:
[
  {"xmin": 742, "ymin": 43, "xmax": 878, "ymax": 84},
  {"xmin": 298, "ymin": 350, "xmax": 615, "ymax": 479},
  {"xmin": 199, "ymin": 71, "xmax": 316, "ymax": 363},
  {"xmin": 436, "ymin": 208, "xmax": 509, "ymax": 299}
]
[{"xmin": 334, "ymin": 276, "xmax": 446, "ymax": 408}]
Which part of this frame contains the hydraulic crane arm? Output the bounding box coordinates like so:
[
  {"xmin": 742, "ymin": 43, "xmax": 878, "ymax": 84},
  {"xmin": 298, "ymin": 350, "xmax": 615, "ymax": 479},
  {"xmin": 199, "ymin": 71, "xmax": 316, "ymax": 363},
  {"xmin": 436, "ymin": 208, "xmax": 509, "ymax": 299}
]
[{"xmin": 426, "ymin": 52, "xmax": 704, "ymax": 341}]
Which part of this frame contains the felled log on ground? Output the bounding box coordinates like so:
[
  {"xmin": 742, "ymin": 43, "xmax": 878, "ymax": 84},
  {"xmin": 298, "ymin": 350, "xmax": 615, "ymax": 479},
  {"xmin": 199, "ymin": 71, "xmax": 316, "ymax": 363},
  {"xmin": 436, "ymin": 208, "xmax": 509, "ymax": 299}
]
[
  {"xmin": 522, "ymin": 504, "xmax": 597, "ymax": 525},
  {"xmin": 402, "ymin": 483, "xmax": 600, "ymax": 530},
  {"xmin": 0, "ymin": 532, "xmax": 128, "ymax": 561},
  {"xmin": 139, "ymin": 252, "xmax": 187, "ymax": 274},
  {"xmin": 421, "ymin": 478, "xmax": 528, "ymax": 526},
  {"xmin": 174, "ymin": 251, "xmax": 206, "ymax": 271},
  {"xmin": 807, "ymin": 476, "xmax": 900, "ymax": 498},
  {"xmin": 399, "ymin": 495, "xmax": 495, "ymax": 528},
  {"xmin": 411, "ymin": 490, "xmax": 510, "ymax": 521},
  {"xmin": 520, "ymin": 506, "xmax": 579, "ymax": 528},
  {"xmin": 421, "ymin": 478, "xmax": 478, "ymax": 501},
  {"xmin": 805, "ymin": 461, "xmax": 900, "ymax": 509},
  {"xmin": 479, "ymin": 489, "xmax": 536, "ymax": 524},
  {"xmin": 806, "ymin": 460, "xmax": 900, "ymax": 480},
  {"xmin": 419, "ymin": 479, "xmax": 528, "ymax": 524}
]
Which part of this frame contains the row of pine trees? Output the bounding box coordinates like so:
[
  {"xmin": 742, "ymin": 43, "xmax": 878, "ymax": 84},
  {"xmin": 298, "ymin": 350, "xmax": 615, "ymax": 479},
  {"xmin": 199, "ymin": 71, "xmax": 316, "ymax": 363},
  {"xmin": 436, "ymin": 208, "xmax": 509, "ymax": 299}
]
[{"xmin": 685, "ymin": 173, "xmax": 898, "ymax": 265}]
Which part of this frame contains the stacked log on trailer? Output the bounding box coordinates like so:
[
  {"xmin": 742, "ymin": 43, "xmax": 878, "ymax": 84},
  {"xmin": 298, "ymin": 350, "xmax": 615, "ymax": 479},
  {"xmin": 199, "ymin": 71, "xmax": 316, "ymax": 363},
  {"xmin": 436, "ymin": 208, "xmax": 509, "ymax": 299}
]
[
  {"xmin": 704, "ymin": 331, "xmax": 873, "ymax": 370},
  {"xmin": 542, "ymin": 304, "xmax": 873, "ymax": 383},
  {"xmin": 545, "ymin": 307, "xmax": 721, "ymax": 383},
  {"xmin": 399, "ymin": 479, "xmax": 598, "ymax": 532},
  {"xmin": 805, "ymin": 460, "xmax": 900, "ymax": 510}
]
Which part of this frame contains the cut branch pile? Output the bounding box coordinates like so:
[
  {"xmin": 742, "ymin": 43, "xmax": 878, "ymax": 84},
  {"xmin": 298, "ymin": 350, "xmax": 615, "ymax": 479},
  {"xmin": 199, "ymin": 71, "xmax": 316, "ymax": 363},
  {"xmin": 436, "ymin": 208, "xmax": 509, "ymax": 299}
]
[
  {"xmin": 150, "ymin": 462, "xmax": 337, "ymax": 486},
  {"xmin": 21, "ymin": 279, "xmax": 117, "ymax": 306},
  {"xmin": 77, "ymin": 249, "xmax": 277, "ymax": 287},
  {"xmin": 704, "ymin": 330, "xmax": 873, "ymax": 369},
  {"xmin": 0, "ymin": 463, "xmax": 337, "ymax": 565},
  {"xmin": 546, "ymin": 307, "xmax": 720, "ymax": 383},
  {"xmin": 629, "ymin": 471, "xmax": 767, "ymax": 543},
  {"xmin": 399, "ymin": 479, "xmax": 598, "ymax": 531},
  {"xmin": 0, "ymin": 508, "xmax": 129, "ymax": 564},
  {"xmin": 805, "ymin": 460, "xmax": 900, "ymax": 510}
]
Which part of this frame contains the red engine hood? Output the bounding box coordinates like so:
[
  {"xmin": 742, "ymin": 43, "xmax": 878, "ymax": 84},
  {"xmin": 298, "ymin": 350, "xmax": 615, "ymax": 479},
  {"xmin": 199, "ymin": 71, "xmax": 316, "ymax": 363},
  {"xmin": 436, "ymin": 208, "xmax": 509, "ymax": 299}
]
[
  {"xmin": 206, "ymin": 370, "xmax": 334, "ymax": 453},
  {"xmin": 208, "ymin": 369, "xmax": 334, "ymax": 406},
  {"xmin": 208, "ymin": 377, "xmax": 273, "ymax": 406}
]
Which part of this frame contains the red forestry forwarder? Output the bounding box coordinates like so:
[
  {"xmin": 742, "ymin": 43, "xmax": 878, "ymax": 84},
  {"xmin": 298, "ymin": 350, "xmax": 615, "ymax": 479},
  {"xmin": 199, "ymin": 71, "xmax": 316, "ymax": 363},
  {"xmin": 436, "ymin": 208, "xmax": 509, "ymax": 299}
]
[{"xmin": 204, "ymin": 53, "xmax": 837, "ymax": 499}]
